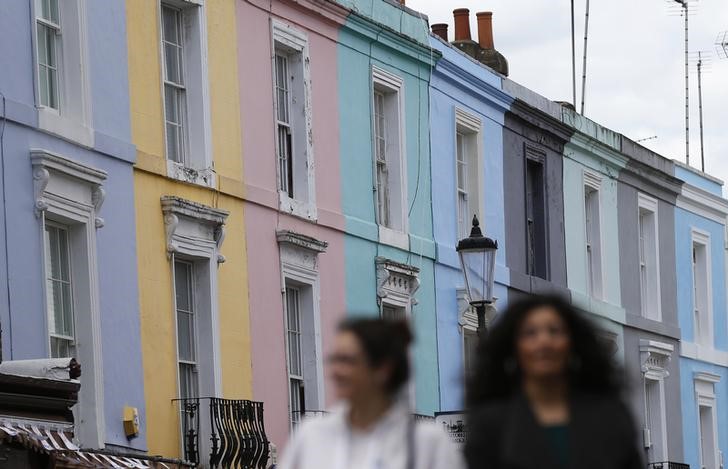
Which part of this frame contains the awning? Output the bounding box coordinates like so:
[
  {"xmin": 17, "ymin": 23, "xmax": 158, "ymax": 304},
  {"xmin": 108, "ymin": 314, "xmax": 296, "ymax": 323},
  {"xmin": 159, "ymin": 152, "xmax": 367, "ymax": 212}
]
[{"xmin": 0, "ymin": 420, "xmax": 194, "ymax": 468}]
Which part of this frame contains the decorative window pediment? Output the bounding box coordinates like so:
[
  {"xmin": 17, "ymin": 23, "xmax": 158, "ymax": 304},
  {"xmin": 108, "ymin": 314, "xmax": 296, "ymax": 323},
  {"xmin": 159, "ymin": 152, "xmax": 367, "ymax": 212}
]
[
  {"xmin": 31, "ymin": 149, "xmax": 106, "ymax": 228},
  {"xmin": 161, "ymin": 196, "xmax": 228, "ymax": 263},
  {"xmin": 375, "ymin": 257, "xmax": 420, "ymax": 308},
  {"xmin": 276, "ymin": 230, "xmax": 328, "ymax": 274},
  {"xmin": 640, "ymin": 340, "xmax": 673, "ymax": 380}
]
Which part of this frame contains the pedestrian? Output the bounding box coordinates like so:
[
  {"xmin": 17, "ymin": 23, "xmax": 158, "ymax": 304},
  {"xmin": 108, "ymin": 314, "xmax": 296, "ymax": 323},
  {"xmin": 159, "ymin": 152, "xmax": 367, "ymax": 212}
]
[
  {"xmin": 465, "ymin": 295, "xmax": 643, "ymax": 469},
  {"xmin": 278, "ymin": 317, "xmax": 465, "ymax": 469}
]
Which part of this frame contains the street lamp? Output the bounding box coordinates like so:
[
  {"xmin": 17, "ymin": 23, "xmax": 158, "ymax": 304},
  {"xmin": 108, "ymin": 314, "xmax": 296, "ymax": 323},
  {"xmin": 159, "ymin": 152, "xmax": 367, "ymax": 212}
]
[{"xmin": 456, "ymin": 215, "xmax": 498, "ymax": 338}]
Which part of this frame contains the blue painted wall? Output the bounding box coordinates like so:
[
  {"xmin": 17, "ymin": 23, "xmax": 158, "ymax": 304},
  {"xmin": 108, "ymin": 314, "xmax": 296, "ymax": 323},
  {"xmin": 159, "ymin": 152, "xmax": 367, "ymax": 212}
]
[
  {"xmin": 0, "ymin": 0, "xmax": 145, "ymax": 450},
  {"xmin": 428, "ymin": 36, "xmax": 512, "ymax": 411},
  {"xmin": 337, "ymin": 5, "xmax": 440, "ymax": 415}
]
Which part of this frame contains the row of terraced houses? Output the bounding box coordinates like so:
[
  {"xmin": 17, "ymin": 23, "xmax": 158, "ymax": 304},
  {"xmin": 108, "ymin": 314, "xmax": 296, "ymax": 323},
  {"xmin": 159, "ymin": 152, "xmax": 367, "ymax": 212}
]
[{"xmin": 0, "ymin": 0, "xmax": 727, "ymax": 468}]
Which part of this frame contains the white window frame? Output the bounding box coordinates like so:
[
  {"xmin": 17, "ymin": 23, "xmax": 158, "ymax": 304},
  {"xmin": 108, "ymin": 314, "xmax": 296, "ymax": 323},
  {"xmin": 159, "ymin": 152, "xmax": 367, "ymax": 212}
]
[
  {"xmin": 159, "ymin": 0, "xmax": 214, "ymax": 187},
  {"xmin": 32, "ymin": 149, "xmax": 106, "ymax": 449},
  {"xmin": 372, "ymin": 66, "xmax": 408, "ymax": 250},
  {"xmin": 163, "ymin": 196, "xmax": 227, "ymax": 463},
  {"xmin": 271, "ymin": 20, "xmax": 317, "ymax": 221},
  {"xmin": 33, "ymin": 0, "xmax": 94, "ymax": 147},
  {"xmin": 691, "ymin": 229, "xmax": 714, "ymax": 348},
  {"xmin": 454, "ymin": 109, "xmax": 483, "ymax": 241},
  {"xmin": 583, "ymin": 170, "xmax": 603, "ymax": 299},
  {"xmin": 277, "ymin": 231, "xmax": 327, "ymax": 427},
  {"xmin": 695, "ymin": 372, "xmax": 721, "ymax": 469},
  {"xmin": 639, "ymin": 340, "xmax": 672, "ymax": 462},
  {"xmin": 638, "ymin": 193, "xmax": 661, "ymax": 321},
  {"xmin": 44, "ymin": 221, "xmax": 77, "ymax": 358}
]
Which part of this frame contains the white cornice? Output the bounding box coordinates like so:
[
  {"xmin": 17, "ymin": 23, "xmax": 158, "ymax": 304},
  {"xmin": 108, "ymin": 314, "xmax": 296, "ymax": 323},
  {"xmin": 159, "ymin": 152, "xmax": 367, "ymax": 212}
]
[{"xmin": 677, "ymin": 183, "xmax": 728, "ymax": 224}]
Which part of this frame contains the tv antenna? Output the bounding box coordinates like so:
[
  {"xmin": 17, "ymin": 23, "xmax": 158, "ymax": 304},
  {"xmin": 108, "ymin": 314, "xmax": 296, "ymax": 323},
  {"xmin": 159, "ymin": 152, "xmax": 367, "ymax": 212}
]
[
  {"xmin": 717, "ymin": 31, "xmax": 728, "ymax": 59},
  {"xmin": 636, "ymin": 136, "xmax": 658, "ymax": 143},
  {"xmin": 690, "ymin": 51, "xmax": 712, "ymax": 171},
  {"xmin": 667, "ymin": 0, "xmax": 699, "ymax": 166}
]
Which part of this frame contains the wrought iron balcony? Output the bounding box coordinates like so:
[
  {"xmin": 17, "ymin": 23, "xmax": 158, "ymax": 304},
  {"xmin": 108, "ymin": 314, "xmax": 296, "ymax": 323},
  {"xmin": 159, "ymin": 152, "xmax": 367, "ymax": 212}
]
[
  {"xmin": 175, "ymin": 397, "xmax": 269, "ymax": 469},
  {"xmin": 647, "ymin": 462, "xmax": 690, "ymax": 469}
]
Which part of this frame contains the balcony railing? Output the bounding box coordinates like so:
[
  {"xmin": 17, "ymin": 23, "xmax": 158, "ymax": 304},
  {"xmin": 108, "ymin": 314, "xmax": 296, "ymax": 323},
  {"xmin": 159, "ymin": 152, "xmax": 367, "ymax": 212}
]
[
  {"xmin": 648, "ymin": 462, "xmax": 690, "ymax": 469},
  {"xmin": 175, "ymin": 397, "xmax": 269, "ymax": 469}
]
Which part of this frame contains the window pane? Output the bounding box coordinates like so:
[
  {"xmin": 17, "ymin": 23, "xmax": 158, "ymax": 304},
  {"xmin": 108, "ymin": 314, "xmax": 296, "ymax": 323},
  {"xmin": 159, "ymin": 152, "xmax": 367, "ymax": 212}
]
[
  {"xmin": 162, "ymin": 7, "xmax": 180, "ymax": 45},
  {"xmin": 175, "ymin": 261, "xmax": 192, "ymax": 312},
  {"xmin": 164, "ymin": 43, "xmax": 183, "ymax": 85},
  {"xmin": 39, "ymin": 0, "xmax": 59, "ymax": 24},
  {"xmin": 51, "ymin": 336, "xmax": 74, "ymax": 359},
  {"xmin": 177, "ymin": 311, "xmax": 195, "ymax": 362},
  {"xmin": 179, "ymin": 363, "xmax": 198, "ymax": 399},
  {"xmin": 275, "ymin": 54, "xmax": 289, "ymax": 123}
]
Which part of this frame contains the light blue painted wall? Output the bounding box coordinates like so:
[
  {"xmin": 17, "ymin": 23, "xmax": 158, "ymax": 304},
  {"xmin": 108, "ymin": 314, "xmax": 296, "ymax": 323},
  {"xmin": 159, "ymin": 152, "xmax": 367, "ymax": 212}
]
[
  {"xmin": 562, "ymin": 145, "xmax": 625, "ymax": 324},
  {"xmin": 680, "ymin": 360, "xmax": 728, "ymax": 469},
  {"xmin": 338, "ymin": 6, "xmax": 439, "ymax": 414},
  {"xmin": 429, "ymin": 37, "xmax": 512, "ymax": 410},
  {"xmin": 675, "ymin": 208, "xmax": 728, "ymax": 348},
  {"xmin": 0, "ymin": 0, "xmax": 145, "ymax": 450},
  {"xmin": 675, "ymin": 165, "xmax": 723, "ymax": 196}
]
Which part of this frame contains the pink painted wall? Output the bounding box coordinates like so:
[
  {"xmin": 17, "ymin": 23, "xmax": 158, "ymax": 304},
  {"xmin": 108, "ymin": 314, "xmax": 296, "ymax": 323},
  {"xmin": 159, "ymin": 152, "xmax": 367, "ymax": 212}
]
[{"xmin": 237, "ymin": 0, "xmax": 347, "ymax": 450}]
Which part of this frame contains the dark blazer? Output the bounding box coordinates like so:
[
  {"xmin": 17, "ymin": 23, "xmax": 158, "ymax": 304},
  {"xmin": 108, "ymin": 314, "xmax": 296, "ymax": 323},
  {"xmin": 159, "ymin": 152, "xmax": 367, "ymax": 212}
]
[{"xmin": 465, "ymin": 392, "xmax": 644, "ymax": 469}]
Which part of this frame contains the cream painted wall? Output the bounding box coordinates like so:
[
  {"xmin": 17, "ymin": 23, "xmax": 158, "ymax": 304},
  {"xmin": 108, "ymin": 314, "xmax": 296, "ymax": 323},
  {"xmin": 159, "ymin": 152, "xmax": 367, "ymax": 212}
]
[{"xmin": 127, "ymin": 0, "xmax": 251, "ymax": 457}]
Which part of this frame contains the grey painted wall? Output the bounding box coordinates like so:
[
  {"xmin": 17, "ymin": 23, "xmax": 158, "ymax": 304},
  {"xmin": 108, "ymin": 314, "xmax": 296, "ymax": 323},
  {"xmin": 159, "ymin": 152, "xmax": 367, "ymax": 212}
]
[
  {"xmin": 618, "ymin": 148, "xmax": 684, "ymax": 463},
  {"xmin": 503, "ymin": 101, "xmax": 571, "ymax": 298}
]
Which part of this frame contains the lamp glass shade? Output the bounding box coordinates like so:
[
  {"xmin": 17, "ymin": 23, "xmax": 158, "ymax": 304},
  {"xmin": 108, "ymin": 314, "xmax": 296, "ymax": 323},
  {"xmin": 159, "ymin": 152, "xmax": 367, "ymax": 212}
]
[{"xmin": 459, "ymin": 246, "xmax": 497, "ymax": 305}]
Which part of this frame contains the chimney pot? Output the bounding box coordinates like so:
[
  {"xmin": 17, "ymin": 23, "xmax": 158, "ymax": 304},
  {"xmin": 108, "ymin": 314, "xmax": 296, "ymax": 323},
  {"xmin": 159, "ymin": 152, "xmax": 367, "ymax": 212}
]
[
  {"xmin": 432, "ymin": 23, "xmax": 449, "ymax": 42},
  {"xmin": 399, "ymin": 0, "xmax": 405, "ymax": 5},
  {"xmin": 453, "ymin": 8, "xmax": 472, "ymax": 42},
  {"xmin": 476, "ymin": 11, "xmax": 494, "ymax": 49}
]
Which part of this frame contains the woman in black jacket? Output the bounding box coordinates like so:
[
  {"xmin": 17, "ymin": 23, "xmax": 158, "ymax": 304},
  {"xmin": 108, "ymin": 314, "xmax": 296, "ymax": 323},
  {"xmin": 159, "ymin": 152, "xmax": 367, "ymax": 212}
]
[{"xmin": 465, "ymin": 295, "xmax": 643, "ymax": 469}]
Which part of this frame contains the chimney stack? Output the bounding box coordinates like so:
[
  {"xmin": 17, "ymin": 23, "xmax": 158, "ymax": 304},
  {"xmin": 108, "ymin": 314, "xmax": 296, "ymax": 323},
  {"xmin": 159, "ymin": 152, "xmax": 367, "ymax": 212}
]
[
  {"xmin": 452, "ymin": 9, "xmax": 480, "ymax": 60},
  {"xmin": 475, "ymin": 11, "xmax": 509, "ymax": 76},
  {"xmin": 476, "ymin": 12, "xmax": 494, "ymax": 50},
  {"xmin": 432, "ymin": 23, "xmax": 448, "ymax": 42},
  {"xmin": 453, "ymin": 9, "xmax": 471, "ymax": 42}
]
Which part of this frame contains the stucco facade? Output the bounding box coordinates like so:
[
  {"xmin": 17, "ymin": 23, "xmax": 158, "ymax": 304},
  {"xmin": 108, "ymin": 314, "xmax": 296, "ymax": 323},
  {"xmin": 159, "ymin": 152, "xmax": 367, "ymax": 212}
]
[
  {"xmin": 0, "ymin": 0, "xmax": 145, "ymax": 451},
  {"xmin": 337, "ymin": 2, "xmax": 441, "ymax": 416},
  {"xmin": 127, "ymin": 0, "xmax": 252, "ymax": 458},
  {"xmin": 501, "ymin": 82, "xmax": 572, "ymax": 301},
  {"xmin": 429, "ymin": 35, "xmax": 512, "ymax": 411},
  {"xmin": 237, "ymin": 0, "xmax": 348, "ymax": 450},
  {"xmin": 673, "ymin": 163, "xmax": 728, "ymax": 469},
  {"xmin": 618, "ymin": 141, "xmax": 685, "ymax": 464}
]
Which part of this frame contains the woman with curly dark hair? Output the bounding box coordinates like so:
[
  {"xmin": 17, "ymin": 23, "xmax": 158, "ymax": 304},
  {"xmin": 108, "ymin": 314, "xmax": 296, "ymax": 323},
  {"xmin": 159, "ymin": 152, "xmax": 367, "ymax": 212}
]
[{"xmin": 465, "ymin": 295, "xmax": 643, "ymax": 469}]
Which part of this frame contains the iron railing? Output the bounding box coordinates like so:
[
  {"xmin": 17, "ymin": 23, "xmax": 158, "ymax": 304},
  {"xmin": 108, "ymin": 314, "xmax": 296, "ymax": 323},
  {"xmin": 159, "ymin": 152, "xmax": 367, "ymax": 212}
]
[
  {"xmin": 175, "ymin": 397, "xmax": 269, "ymax": 469},
  {"xmin": 291, "ymin": 410, "xmax": 328, "ymax": 426},
  {"xmin": 648, "ymin": 462, "xmax": 690, "ymax": 469},
  {"xmin": 413, "ymin": 413, "xmax": 435, "ymax": 422}
]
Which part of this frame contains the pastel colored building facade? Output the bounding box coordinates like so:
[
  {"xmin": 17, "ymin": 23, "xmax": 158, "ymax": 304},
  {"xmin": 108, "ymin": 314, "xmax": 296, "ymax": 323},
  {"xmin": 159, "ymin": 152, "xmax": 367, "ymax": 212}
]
[
  {"xmin": 560, "ymin": 111, "xmax": 627, "ymax": 363},
  {"xmin": 501, "ymin": 81, "xmax": 572, "ymax": 302},
  {"xmin": 337, "ymin": 0, "xmax": 441, "ymax": 416},
  {"xmin": 237, "ymin": 0, "xmax": 349, "ymax": 450},
  {"xmin": 0, "ymin": 0, "xmax": 146, "ymax": 452},
  {"xmin": 673, "ymin": 162, "xmax": 728, "ymax": 469},
  {"xmin": 617, "ymin": 140, "xmax": 685, "ymax": 465},
  {"xmin": 428, "ymin": 33, "xmax": 512, "ymax": 411},
  {"xmin": 126, "ymin": 0, "xmax": 252, "ymax": 459}
]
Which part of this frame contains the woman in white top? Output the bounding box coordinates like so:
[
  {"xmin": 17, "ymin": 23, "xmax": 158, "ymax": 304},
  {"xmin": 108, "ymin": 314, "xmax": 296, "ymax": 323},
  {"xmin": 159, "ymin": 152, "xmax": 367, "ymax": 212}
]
[{"xmin": 278, "ymin": 318, "xmax": 465, "ymax": 469}]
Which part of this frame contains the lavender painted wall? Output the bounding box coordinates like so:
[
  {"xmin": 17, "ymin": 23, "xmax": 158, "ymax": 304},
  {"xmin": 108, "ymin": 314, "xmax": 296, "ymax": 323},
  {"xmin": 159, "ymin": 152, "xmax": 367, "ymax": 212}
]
[{"xmin": 0, "ymin": 0, "xmax": 145, "ymax": 450}]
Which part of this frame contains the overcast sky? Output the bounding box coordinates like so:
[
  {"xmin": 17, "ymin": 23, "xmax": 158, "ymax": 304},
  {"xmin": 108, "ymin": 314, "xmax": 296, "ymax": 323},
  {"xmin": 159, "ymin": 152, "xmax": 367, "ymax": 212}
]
[{"xmin": 408, "ymin": 0, "xmax": 728, "ymax": 188}]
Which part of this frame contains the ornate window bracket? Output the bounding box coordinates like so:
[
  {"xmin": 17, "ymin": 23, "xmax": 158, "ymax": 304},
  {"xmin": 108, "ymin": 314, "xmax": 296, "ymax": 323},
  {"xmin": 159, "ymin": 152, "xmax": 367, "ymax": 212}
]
[
  {"xmin": 31, "ymin": 149, "xmax": 107, "ymax": 228},
  {"xmin": 640, "ymin": 340, "xmax": 673, "ymax": 380},
  {"xmin": 375, "ymin": 257, "xmax": 420, "ymax": 308},
  {"xmin": 161, "ymin": 196, "xmax": 229, "ymax": 264}
]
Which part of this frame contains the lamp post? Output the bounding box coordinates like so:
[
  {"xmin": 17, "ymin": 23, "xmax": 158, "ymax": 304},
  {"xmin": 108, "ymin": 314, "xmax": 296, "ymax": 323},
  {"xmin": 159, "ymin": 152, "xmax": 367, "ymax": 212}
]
[{"xmin": 456, "ymin": 215, "xmax": 498, "ymax": 338}]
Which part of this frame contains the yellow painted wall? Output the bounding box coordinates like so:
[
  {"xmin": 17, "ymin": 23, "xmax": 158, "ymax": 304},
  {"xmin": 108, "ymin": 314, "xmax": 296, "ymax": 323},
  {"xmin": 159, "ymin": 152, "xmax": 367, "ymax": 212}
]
[{"xmin": 127, "ymin": 0, "xmax": 251, "ymax": 457}]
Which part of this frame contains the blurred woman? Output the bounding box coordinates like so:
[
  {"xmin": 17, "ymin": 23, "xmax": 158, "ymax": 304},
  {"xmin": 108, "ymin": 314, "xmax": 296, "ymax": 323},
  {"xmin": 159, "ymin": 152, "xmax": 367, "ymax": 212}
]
[
  {"xmin": 465, "ymin": 295, "xmax": 643, "ymax": 469},
  {"xmin": 279, "ymin": 318, "xmax": 465, "ymax": 469}
]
